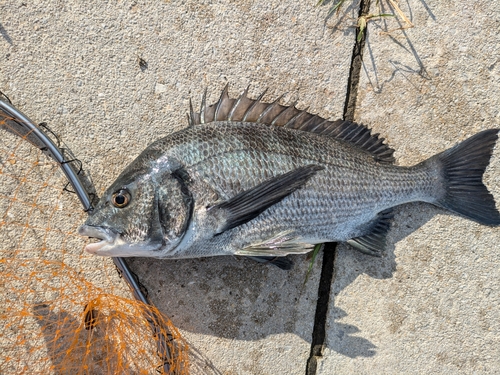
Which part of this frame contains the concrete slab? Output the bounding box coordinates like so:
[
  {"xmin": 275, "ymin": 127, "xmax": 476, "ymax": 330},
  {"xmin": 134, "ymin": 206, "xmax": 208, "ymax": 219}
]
[
  {"xmin": 127, "ymin": 253, "xmax": 324, "ymax": 374},
  {"xmin": 1, "ymin": 1, "xmax": 356, "ymax": 373},
  {"xmin": 320, "ymin": 1, "xmax": 500, "ymax": 374}
]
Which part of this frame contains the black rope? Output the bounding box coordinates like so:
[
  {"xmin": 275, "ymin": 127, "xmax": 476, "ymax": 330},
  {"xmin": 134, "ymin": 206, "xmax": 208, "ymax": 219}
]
[
  {"xmin": 39, "ymin": 121, "xmax": 98, "ymax": 207},
  {"xmin": 0, "ymin": 90, "xmax": 12, "ymax": 104}
]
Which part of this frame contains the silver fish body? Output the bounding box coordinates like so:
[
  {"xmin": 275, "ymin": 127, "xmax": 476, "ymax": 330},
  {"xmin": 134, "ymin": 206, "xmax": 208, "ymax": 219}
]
[{"xmin": 79, "ymin": 87, "xmax": 500, "ymax": 260}]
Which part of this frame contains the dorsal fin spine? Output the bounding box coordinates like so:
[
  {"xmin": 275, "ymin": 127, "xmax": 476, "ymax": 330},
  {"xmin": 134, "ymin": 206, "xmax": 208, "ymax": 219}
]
[
  {"xmin": 200, "ymin": 88, "xmax": 208, "ymax": 124},
  {"xmin": 284, "ymin": 108, "xmax": 309, "ymax": 129},
  {"xmin": 242, "ymin": 88, "xmax": 267, "ymax": 121},
  {"xmin": 311, "ymin": 119, "xmax": 329, "ymax": 133},
  {"xmin": 215, "ymin": 84, "xmax": 229, "ymax": 122},
  {"xmin": 298, "ymin": 114, "xmax": 319, "ymax": 131},
  {"xmin": 337, "ymin": 125, "xmax": 356, "ymax": 139},
  {"xmin": 347, "ymin": 126, "xmax": 365, "ymax": 141},
  {"xmin": 256, "ymin": 95, "xmax": 284, "ymax": 124},
  {"xmin": 271, "ymin": 102, "xmax": 297, "ymax": 126},
  {"xmin": 227, "ymin": 87, "xmax": 247, "ymax": 121},
  {"xmin": 358, "ymin": 133, "xmax": 372, "ymax": 148}
]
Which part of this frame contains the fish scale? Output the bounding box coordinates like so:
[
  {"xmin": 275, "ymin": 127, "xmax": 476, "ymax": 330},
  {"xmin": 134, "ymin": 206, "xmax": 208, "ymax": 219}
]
[{"xmin": 79, "ymin": 87, "xmax": 500, "ymax": 263}]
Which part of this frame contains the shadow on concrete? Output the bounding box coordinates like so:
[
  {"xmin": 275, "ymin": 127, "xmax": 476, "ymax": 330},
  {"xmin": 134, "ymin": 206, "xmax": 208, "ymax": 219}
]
[
  {"xmin": 326, "ymin": 202, "xmax": 438, "ymax": 357},
  {"xmin": 127, "ymin": 253, "xmax": 317, "ymax": 342},
  {"xmin": 0, "ymin": 22, "xmax": 13, "ymax": 45},
  {"xmin": 320, "ymin": 0, "xmax": 360, "ymax": 36},
  {"xmin": 186, "ymin": 343, "xmax": 224, "ymax": 375},
  {"xmin": 33, "ymin": 302, "xmax": 217, "ymax": 374},
  {"xmin": 125, "ymin": 202, "xmax": 441, "ymax": 361},
  {"xmin": 32, "ymin": 303, "xmax": 112, "ymax": 373},
  {"xmin": 328, "ymin": 306, "xmax": 377, "ymax": 358},
  {"xmin": 126, "ymin": 253, "xmax": 319, "ymax": 371},
  {"xmin": 362, "ymin": 0, "xmax": 433, "ymax": 94},
  {"xmin": 416, "ymin": 0, "xmax": 436, "ymax": 20}
]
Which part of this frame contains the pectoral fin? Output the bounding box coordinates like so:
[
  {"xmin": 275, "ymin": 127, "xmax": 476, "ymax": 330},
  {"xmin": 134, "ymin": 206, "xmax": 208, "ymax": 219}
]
[{"xmin": 208, "ymin": 164, "xmax": 323, "ymax": 235}]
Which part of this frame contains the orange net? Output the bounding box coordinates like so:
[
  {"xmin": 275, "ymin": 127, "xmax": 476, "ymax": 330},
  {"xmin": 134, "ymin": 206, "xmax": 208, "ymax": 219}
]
[{"xmin": 0, "ymin": 112, "xmax": 189, "ymax": 374}]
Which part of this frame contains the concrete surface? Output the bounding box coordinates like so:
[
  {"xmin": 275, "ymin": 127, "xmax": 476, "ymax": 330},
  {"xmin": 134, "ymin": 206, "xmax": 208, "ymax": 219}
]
[
  {"xmin": 319, "ymin": 1, "xmax": 500, "ymax": 374},
  {"xmin": 127, "ymin": 254, "xmax": 324, "ymax": 374},
  {"xmin": 1, "ymin": 1, "xmax": 354, "ymax": 374},
  {"xmin": 1, "ymin": 0, "xmax": 499, "ymax": 374}
]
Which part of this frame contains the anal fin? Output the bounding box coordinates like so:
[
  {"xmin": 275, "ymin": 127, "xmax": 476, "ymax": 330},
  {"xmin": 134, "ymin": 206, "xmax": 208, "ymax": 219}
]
[
  {"xmin": 347, "ymin": 209, "xmax": 394, "ymax": 256},
  {"xmin": 246, "ymin": 256, "xmax": 294, "ymax": 270}
]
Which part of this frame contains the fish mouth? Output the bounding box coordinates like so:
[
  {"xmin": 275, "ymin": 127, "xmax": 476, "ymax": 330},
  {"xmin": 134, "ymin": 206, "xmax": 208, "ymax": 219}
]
[
  {"xmin": 78, "ymin": 225, "xmax": 163, "ymax": 257},
  {"xmin": 78, "ymin": 225, "xmax": 118, "ymax": 255}
]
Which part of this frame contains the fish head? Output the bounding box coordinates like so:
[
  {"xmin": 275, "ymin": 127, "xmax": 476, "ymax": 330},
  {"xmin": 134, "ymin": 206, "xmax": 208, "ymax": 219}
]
[{"xmin": 78, "ymin": 156, "xmax": 192, "ymax": 257}]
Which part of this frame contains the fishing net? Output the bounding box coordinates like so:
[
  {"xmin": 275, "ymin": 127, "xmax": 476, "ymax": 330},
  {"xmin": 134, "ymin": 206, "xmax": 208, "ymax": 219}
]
[{"xmin": 0, "ymin": 103, "xmax": 189, "ymax": 374}]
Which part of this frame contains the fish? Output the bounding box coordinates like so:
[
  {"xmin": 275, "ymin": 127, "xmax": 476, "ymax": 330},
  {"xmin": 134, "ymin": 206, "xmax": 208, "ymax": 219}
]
[{"xmin": 78, "ymin": 85, "xmax": 500, "ymax": 267}]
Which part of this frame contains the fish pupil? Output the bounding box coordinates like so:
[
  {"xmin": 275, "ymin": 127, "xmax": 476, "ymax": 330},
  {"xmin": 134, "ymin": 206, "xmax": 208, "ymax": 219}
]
[{"xmin": 115, "ymin": 195, "xmax": 125, "ymax": 205}]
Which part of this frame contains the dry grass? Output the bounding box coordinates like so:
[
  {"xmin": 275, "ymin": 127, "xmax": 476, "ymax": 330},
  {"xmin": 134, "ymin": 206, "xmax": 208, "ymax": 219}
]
[{"xmin": 317, "ymin": 0, "xmax": 414, "ymax": 38}]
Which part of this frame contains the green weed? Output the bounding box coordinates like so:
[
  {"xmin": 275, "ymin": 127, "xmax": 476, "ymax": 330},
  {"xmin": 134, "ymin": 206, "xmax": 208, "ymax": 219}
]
[{"xmin": 304, "ymin": 243, "xmax": 323, "ymax": 284}]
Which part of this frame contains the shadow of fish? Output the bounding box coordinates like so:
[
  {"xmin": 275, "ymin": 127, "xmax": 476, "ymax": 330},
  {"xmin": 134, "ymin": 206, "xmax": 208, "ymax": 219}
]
[{"xmin": 79, "ymin": 86, "xmax": 500, "ymax": 268}]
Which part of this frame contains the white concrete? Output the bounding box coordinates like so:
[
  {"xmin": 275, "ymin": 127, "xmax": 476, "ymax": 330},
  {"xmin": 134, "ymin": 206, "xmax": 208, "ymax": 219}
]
[{"xmin": 320, "ymin": 1, "xmax": 500, "ymax": 373}]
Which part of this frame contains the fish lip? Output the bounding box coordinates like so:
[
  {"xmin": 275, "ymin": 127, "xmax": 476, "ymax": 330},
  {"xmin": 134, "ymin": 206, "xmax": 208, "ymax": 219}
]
[{"xmin": 78, "ymin": 225, "xmax": 118, "ymax": 254}]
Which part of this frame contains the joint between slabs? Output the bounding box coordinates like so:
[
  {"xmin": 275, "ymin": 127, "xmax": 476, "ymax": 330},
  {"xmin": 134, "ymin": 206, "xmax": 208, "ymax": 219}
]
[
  {"xmin": 306, "ymin": 0, "xmax": 371, "ymax": 371},
  {"xmin": 343, "ymin": 0, "xmax": 371, "ymax": 122},
  {"xmin": 305, "ymin": 243, "xmax": 337, "ymax": 375}
]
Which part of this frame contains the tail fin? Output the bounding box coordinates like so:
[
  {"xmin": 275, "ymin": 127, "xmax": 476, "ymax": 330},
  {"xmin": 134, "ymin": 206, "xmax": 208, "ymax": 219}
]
[{"xmin": 435, "ymin": 129, "xmax": 500, "ymax": 226}]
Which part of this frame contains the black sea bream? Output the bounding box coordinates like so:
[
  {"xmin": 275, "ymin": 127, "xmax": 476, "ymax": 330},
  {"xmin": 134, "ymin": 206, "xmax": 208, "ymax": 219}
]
[{"xmin": 79, "ymin": 86, "xmax": 500, "ymax": 266}]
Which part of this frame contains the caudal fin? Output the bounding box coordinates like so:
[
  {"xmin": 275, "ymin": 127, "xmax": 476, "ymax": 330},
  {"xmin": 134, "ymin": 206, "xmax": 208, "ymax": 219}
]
[{"xmin": 435, "ymin": 129, "xmax": 500, "ymax": 226}]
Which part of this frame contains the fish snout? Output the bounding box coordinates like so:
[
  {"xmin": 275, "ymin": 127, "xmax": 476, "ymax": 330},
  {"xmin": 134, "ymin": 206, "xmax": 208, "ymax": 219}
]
[{"xmin": 78, "ymin": 225, "xmax": 118, "ymax": 254}]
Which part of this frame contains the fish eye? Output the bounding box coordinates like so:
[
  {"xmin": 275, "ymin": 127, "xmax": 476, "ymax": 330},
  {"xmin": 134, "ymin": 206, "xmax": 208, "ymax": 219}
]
[{"xmin": 112, "ymin": 189, "xmax": 131, "ymax": 208}]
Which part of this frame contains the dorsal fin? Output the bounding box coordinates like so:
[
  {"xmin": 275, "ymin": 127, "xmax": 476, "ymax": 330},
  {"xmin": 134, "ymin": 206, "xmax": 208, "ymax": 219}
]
[{"xmin": 188, "ymin": 85, "xmax": 395, "ymax": 164}]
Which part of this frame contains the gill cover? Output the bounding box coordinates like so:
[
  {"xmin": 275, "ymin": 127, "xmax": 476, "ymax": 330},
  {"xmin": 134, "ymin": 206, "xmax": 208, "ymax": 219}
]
[{"xmin": 156, "ymin": 167, "xmax": 194, "ymax": 249}]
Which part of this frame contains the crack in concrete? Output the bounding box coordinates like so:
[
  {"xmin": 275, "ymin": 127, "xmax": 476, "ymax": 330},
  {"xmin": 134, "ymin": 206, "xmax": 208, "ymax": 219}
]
[
  {"xmin": 343, "ymin": 0, "xmax": 371, "ymax": 122},
  {"xmin": 305, "ymin": 243, "xmax": 337, "ymax": 375},
  {"xmin": 306, "ymin": 0, "xmax": 371, "ymax": 373}
]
